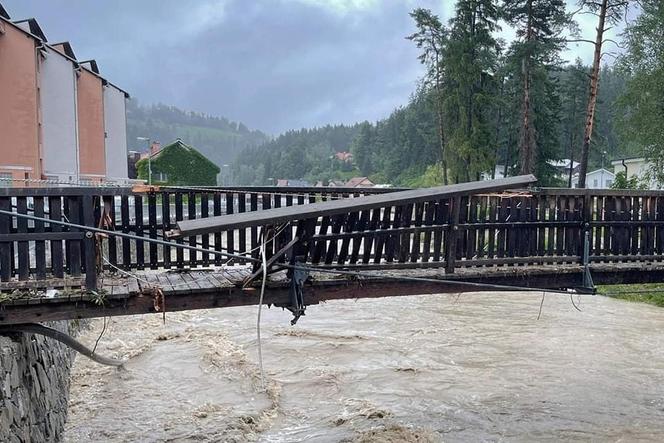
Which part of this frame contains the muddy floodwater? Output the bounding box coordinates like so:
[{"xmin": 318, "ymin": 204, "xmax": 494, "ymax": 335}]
[{"xmin": 64, "ymin": 292, "xmax": 664, "ymax": 442}]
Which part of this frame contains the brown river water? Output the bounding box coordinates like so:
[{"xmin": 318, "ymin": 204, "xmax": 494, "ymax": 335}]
[{"xmin": 64, "ymin": 292, "xmax": 664, "ymax": 442}]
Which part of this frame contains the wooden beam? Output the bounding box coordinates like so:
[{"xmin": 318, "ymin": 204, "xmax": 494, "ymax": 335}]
[{"xmin": 169, "ymin": 175, "xmax": 537, "ymax": 237}]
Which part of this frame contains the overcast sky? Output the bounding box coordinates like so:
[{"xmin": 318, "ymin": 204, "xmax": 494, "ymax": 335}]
[{"xmin": 3, "ymin": 0, "xmax": 624, "ymax": 134}]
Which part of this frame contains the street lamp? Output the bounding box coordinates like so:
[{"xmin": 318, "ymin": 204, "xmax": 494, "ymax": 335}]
[{"xmin": 137, "ymin": 137, "xmax": 151, "ymax": 185}]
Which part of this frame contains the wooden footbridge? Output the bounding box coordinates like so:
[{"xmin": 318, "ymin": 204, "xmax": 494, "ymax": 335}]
[{"xmin": 2, "ymin": 175, "xmax": 664, "ymax": 326}]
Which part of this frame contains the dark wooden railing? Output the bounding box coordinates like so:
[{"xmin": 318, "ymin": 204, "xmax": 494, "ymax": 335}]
[
  {"xmin": 4, "ymin": 182, "xmax": 664, "ymax": 291},
  {"xmin": 0, "ymin": 185, "xmax": 393, "ymax": 290}
]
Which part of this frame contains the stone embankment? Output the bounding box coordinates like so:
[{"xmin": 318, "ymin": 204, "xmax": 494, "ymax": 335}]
[{"xmin": 1, "ymin": 321, "xmax": 82, "ymax": 442}]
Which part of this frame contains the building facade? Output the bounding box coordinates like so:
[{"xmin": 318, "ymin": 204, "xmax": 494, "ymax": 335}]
[{"xmin": 0, "ymin": 3, "xmax": 129, "ymax": 186}]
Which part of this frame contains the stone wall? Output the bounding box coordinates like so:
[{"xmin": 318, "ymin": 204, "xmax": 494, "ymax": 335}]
[{"xmin": 1, "ymin": 321, "xmax": 81, "ymax": 442}]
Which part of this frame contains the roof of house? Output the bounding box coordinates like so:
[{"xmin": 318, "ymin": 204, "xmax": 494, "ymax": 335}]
[
  {"xmin": 346, "ymin": 177, "xmax": 374, "ymax": 188},
  {"xmin": 0, "ymin": 2, "xmax": 10, "ymax": 19},
  {"xmin": 587, "ymin": 168, "xmax": 615, "ymax": 177},
  {"xmin": 51, "ymin": 41, "xmax": 76, "ymax": 60},
  {"xmin": 0, "ymin": 6, "xmax": 130, "ymax": 98},
  {"xmin": 79, "ymin": 59, "xmax": 100, "ymax": 74},
  {"xmin": 149, "ymin": 139, "xmax": 220, "ymax": 171},
  {"xmin": 334, "ymin": 151, "xmax": 353, "ymax": 161},
  {"xmin": 611, "ymin": 157, "xmax": 646, "ymax": 165},
  {"xmin": 13, "ymin": 18, "xmax": 47, "ymax": 41}
]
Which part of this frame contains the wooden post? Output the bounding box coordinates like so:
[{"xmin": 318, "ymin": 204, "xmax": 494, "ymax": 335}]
[{"xmin": 445, "ymin": 196, "xmax": 461, "ymax": 274}]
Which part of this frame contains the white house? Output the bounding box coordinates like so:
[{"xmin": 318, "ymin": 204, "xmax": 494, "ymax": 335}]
[
  {"xmin": 572, "ymin": 168, "xmax": 615, "ymax": 189},
  {"xmin": 611, "ymin": 157, "xmax": 661, "ymax": 189}
]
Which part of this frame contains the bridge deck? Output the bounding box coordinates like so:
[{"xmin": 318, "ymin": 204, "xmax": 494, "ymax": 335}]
[{"xmin": 2, "ymin": 261, "xmax": 664, "ymax": 325}]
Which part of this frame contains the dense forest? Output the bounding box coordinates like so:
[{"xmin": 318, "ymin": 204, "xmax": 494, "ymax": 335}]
[
  {"xmin": 126, "ymin": 101, "xmax": 268, "ymax": 170},
  {"xmin": 234, "ymin": 0, "xmax": 663, "ymax": 188}
]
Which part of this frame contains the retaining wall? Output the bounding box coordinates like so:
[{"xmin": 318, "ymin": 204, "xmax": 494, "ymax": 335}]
[{"xmin": 0, "ymin": 321, "xmax": 80, "ymax": 442}]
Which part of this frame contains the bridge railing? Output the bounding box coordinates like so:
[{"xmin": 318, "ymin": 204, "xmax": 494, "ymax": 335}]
[
  {"xmin": 0, "ymin": 185, "xmax": 390, "ymax": 290},
  {"xmin": 4, "ymin": 181, "xmax": 664, "ymax": 291}
]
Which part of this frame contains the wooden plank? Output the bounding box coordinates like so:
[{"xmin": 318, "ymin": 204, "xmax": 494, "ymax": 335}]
[
  {"xmin": 201, "ymin": 193, "xmax": 210, "ymax": 266},
  {"xmin": 0, "ymin": 197, "xmax": 11, "ymax": 282},
  {"xmin": 445, "ymin": 196, "xmax": 461, "ymax": 273},
  {"xmin": 225, "ymin": 192, "xmax": 234, "ymax": 257},
  {"xmin": 134, "ymin": 195, "xmax": 145, "ymax": 270},
  {"xmin": 15, "ymin": 197, "xmax": 29, "ymax": 281},
  {"xmin": 250, "ymin": 194, "xmax": 259, "ymax": 260},
  {"xmin": 213, "ymin": 193, "xmax": 223, "ymax": 265},
  {"xmin": 67, "ymin": 197, "xmax": 82, "ymax": 277},
  {"xmin": 161, "ymin": 192, "xmax": 172, "ymax": 269},
  {"xmin": 147, "ymin": 192, "xmax": 158, "ymax": 269},
  {"xmin": 349, "ymin": 209, "xmax": 370, "ymax": 265},
  {"xmin": 175, "ymin": 193, "xmax": 185, "ymax": 267},
  {"xmin": 187, "ymin": 192, "xmax": 198, "ymax": 267},
  {"xmin": 238, "ymin": 193, "xmax": 247, "ymax": 259},
  {"xmin": 49, "ymin": 196, "xmax": 64, "ymax": 278},
  {"xmin": 82, "ymin": 195, "xmax": 97, "ymax": 290},
  {"xmin": 120, "ymin": 195, "xmax": 131, "ymax": 269},
  {"xmin": 421, "ymin": 201, "xmax": 435, "ymax": 262},
  {"xmin": 33, "ymin": 197, "xmax": 46, "ymax": 279},
  {"xmin": 171, "ymin": 175, "xmax": 537, "ymax": 236}
]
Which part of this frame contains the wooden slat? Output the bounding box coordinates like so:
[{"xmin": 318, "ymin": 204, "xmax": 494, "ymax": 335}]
[
  {"xmin": 33, "ymin": 197, "xmax": 46, "ymax": 279},
  {"xmin": 135, "ymin": 195, "xmax": 145, "ymax": 270},
  {"xmin": 0, "ymin": 197, "xmax": 11, "ymax": 282},
  {"xmin": 172, "ymin": 175, "xmax": 537, "ymax": 236},
  {"xmin": 148, "ymin": 192, "xmax": 158, "ymax": 269},
  {"xmin": 16, "ymin": 197, "xmax": 29, "ymax": 281},
  {"xmin": 161, "ymin": 192, "xmax": 172, "ymax": 269},
  {"xmin": 82, "ymin": 195, "xmax": 97, "ymax": 290},
  {"xmin": 67, "ymin": 197, "xmax": 82, "ymax": 277}
]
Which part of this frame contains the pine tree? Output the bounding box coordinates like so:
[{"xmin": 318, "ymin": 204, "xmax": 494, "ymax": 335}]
[
  {"xmin": 407, "ymin": 9, "xmax": 449, "ymax": 184},
  {"xmin": 502, "ymin": 0, "xmax": 568, "ymax": 175},
  {"xmin": 445, "ymin": 0, "xmax": 501, "ymax": 182}
]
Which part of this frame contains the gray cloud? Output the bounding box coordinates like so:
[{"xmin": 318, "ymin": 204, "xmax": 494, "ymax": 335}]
[{"xmin": 2, "ymin": 0, "xmax": 622, "ymax": 134}]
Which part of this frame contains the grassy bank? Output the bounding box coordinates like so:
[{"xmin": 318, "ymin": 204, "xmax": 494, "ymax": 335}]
[{"xmin": 596, "ymin": 284, "xmax": 664, "ymax": 307}]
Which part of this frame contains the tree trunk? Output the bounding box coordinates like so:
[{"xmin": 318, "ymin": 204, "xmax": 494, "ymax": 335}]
[
  {"xmin": 433, "ymin": 52, "xmax": 448, "ymax": 185},
  {"xmin": 578, "ymin": 0, "xmax": 608, "ymax": 189},
  {"xmin": 519, "ymin": 0, "xmax": 536, "ymax": 175},
  {"xmin": 519, "ymin": 56, "xmax": 536, "ymax": 174}
]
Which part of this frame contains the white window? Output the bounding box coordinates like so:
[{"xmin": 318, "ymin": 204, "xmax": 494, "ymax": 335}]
[{"xmin": 593, "ymin": 179, "xmax": 598, "ymax": 187}]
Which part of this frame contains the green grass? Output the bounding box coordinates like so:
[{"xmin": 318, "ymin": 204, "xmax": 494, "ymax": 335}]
[{"xmin": 596, "ymin": 283, "xmax": 664, "ymax": 307}]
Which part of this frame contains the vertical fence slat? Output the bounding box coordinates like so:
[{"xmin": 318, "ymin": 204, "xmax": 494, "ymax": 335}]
[
  {"xmin": 135, "ymin": 195, "xmax": 145, "ymax": 270},
  {"xmin": 201, "ymin": 193, "xmax": 210, "ymax": 266},
  {"xmin": 16, "ymin": 197, "xmax": 29, "ymax": 281},
  {"xmin": 67, "ymin": 196, "xmax": 82, "ymax": 277},
  {"xmin": 0, "ymin": 197, "xmax": 11, "ymax": 282},
  {"xmin": 162, "ymin": 192, "xmax": 171, "ymax": 269},
  {"xmin": 82, "ymin": 195, "xmax": 97, "ymax": 290},
  {"xmin": 34, "ymin": 197, "xmax": 46, "ymax": 279},
  {"xmin": 148, "ymin": 192, "xmax": 158, "ymax": 269}
]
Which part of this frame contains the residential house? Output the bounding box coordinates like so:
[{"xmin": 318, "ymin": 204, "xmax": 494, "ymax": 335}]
[
  {"xmin": 0, "ymin": 2, "xmax": 129, "ymax": 186},
  {"xmin": 136, "ymin": 139, "xmax": 220, "ymax": 186},
  {"xmin": 571, "ymin": 168, "xmax": 615, "ymax": 189},
  {"xmin": 276, "ymin": 179, "xmax": 310, "ymax": 187},
  {"xmin": 334, "ymin": 151, "xmax": 353, "ymax": 162},
  {"xmin": 611, "ymin": 157, "xmax": 660, "ymax": 189},
  {"xmin": 345, "ymin": 177, "xmax": 375, "ymax": 188}
]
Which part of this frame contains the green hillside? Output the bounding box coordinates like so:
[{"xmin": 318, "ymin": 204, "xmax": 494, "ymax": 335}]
[{"xmin": 126, "ymin": 101, "xmax": 269, "ymax": 169}]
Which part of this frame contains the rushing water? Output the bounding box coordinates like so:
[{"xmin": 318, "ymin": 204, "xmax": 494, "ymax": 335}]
[{"xmin": 64, "ymin": 292, "xmax": 664, "ymax": 442}]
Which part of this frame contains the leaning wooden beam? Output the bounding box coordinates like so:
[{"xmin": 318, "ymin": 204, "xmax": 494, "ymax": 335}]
[{"xmin": 168, "ymin": 175, "xmax": 537, "ymax": 237}]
